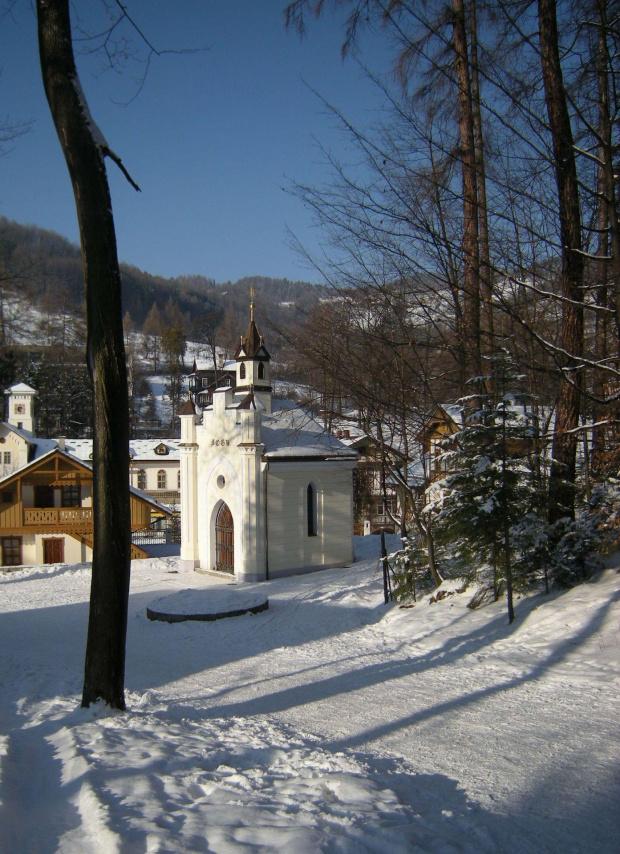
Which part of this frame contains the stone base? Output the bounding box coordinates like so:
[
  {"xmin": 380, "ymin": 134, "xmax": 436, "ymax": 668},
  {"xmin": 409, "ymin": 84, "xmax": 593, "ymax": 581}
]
[{"xmin": 146, "ymin": 585, "xmax": 268, "ymax": 624}]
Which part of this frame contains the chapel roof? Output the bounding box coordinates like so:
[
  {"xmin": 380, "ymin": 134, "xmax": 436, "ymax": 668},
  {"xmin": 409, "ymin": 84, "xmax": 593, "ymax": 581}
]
[{"xmin": 261, "ymin": 403, "xmax": 358, "ymax": 461}]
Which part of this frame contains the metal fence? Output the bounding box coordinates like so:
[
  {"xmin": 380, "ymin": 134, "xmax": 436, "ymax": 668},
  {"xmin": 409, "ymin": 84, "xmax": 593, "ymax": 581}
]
[{"xmin": 132, "ymin": 516, "xmax": 180, "ymax": 546}]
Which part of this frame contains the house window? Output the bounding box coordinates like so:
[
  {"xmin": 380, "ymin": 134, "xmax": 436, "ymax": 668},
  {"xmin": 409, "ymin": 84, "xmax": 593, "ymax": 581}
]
[
  {"xmin": 137, "ymin": 469, "xmax": 146, "ymax": 490},
  {"xmin": 307, "ymin": 483, "xmax": 318, "ymax": 537},
  {"xmin": 157, "ymin": 470, "xmax": 167, "ymax": 489},
  {"xmin": 2, "ymin": 451, "xmax": 11, "ymax": 465},
  {"xmin": 239, "ymin": 363, "xmax": 246, "ymax": 380},
  {"xmin": 1, "ymin": 536, "xmax": 22, "ymax": 567},
  {"xmin": 202, "ymin": 377, "xmax": 209, "ymax": 388},
  {"xmin": 1, "ymin": 490, "xmax": 13, "ymax": 504},
  {"xmin": 376, "ymin": 497, "xmax": 397, "ymax": 517},
  {"xmin": 155, "ymin": 444, "xmax": 169, "ymax": 455},
  {"xmin": 61, "ymin": 484, "xmax": 80, "ymax": 507},
  {"xmin": 258, "ymin": 362, "xmax": 265, "ymax": 379}
]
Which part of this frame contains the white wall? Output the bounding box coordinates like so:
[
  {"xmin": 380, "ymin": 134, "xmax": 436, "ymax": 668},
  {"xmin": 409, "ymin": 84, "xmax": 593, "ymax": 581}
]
[{"xmin": 266, "ymin": 461, "xmax": 355, "ymax": 577}]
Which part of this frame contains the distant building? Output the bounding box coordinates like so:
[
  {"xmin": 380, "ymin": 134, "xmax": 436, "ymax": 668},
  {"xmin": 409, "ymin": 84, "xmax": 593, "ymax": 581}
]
[
  {"xmin": 187, "ymin": 353, "xmax": 236, "ymax": 409},
  {"xmin": 329, "ymin": 418, "xmax": 401, "ymax": 535},
  {"xmin": 0, "ymin": 384, "xmax": 171, "ymax": 567},
  {"xmin": 180, "ymin": 301, "xmax": 358, "ymax": 582}
]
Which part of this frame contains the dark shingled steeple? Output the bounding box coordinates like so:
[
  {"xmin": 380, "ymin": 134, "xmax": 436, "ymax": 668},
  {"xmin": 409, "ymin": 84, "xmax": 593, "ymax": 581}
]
[{"xmin": 235, "ymin": 286, "xmax": 270, "ymax": 360}]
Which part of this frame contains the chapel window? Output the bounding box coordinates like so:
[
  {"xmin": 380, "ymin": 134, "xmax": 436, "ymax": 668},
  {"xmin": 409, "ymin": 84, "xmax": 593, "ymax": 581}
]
[
  {"xmin": 258, "ymin": 362, "xmax": 265, "ymax": 380},
  {"xmin": 157, "ymin": 469, "xmax": 167, "ymax": 490},
  {"xmin": 307, "ymin": 483, "xmax": 318, "ymax": 537},
  {"xmin": 137, "ymin": 469, "xmax": 147, "ymax": 490},
  {"xmin": 240, "ymin": 363, "xmax": 246, "ymax": 380}
]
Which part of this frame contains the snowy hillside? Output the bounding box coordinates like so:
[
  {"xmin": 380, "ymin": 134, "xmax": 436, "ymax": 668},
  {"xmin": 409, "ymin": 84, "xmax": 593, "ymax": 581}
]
[{"xmin": 0, "ymin": 538, "xmax": 618, "ymax": 853}]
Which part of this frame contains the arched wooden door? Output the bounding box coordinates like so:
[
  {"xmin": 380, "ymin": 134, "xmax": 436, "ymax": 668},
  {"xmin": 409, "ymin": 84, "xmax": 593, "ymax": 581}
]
[{"xmin": 215, "ymin": 503, "xmax": 234, "ymax": 574}]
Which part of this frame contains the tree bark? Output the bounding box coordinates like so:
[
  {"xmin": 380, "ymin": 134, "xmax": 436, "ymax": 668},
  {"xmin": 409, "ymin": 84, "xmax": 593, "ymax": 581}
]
[
  {"xmin": 538, "ymin": 0, "xmax": 584, "ymax": 524},
  {"xmin": 37, "ymin": 0, "xmax": 132, "ymax": 709},
  {"xmin": 468, "ymin": 0, "xmax": 493, "ymax": 365},
  {"xmin": 592, "ymin": 2, "xmax": 610, "ymax": 475},
  {"xmin": 453, "ymin": 0, "xmax": 481, "ymax": 387}
]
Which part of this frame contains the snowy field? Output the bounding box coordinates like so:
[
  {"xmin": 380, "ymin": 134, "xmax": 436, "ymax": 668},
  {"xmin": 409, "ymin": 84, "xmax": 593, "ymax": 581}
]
[{"xmin": 0, "ymin": 536, "xmax": 618, "ymax": 853}]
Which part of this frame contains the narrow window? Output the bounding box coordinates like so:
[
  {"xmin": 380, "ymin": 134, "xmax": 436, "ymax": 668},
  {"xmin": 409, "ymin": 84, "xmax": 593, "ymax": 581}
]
[
  {"xmin": 137, "ymin": 469, "xmax": 146, "ymax": 490},
  {"xmin": 239, "ymin": 363, "xmax": 246, "ymax": 380},
  {"xmin": 307, "ymin": 483, "xmax": 318, "ymax": 537},
  {"xmin": 258, "ymin": 362, "xmax": 265, "ymax": 380},
  {"xmin": 177, "ymin": 469, "xmax": 181, "ymax": 489},
  {"xmin": 157, "ymin": 469, "xmax": 167, "ymax": 489},
  {"xmin": 3, "ymin": 451, "xmax": 11, "ymax": 465}
]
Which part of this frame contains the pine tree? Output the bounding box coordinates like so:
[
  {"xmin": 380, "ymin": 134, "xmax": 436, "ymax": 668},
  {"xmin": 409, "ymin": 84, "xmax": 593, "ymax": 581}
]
[{"xmin": 429, "ymin": 364, "xmax": 540, "ymax": 622}]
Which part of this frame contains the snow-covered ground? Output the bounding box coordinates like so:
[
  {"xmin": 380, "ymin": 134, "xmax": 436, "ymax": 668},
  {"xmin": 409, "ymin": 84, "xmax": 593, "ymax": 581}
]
[{"xmin": 0, "ymin": 537, "xmax": 618, "ymax": 853}]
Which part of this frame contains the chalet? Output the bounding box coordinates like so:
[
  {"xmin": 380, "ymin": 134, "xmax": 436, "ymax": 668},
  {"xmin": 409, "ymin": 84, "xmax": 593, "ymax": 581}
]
[
  {"xmin": 0, "ymin": 447, "xmax": 169, "ymax": 567},
  {"xmin": 2, "ymin": 384, "xmax": 183, "ymax": 508},
  {"xmin": 187, "ymin": 354, "xmax": 236, "ymax": 409},
  {"xmin": 180, "ymin": 301, "xmax": 358, "ymax": 581}
]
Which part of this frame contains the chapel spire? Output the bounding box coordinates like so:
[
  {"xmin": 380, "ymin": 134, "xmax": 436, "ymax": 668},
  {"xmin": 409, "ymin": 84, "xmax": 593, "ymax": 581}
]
[{"xmin": 234, "ymin": 284, "xmax": 272, "ymax": 412}]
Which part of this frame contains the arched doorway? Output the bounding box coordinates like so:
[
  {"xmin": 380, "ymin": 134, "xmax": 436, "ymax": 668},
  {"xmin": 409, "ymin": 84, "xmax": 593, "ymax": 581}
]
[{"xmin": 215, "ymin": 503, "xmax": 234, "ymax": 574}]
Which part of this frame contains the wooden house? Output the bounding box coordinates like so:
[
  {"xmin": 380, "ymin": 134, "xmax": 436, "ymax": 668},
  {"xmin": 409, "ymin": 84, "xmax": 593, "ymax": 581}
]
[
  {"xmin": 0, "ymin": 447, "xmax": 169, "ymax": 567},
  {"xmin": 330, "ymin": 419, "xmax": 402, "ymax": 534},
  {"xmin": 418, "ymin": 405, "xmax": 463, "ymax": 484}
]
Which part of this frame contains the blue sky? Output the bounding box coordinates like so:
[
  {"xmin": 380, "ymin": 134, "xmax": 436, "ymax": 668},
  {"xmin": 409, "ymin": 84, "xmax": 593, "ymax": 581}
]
[{"xmin": 0, "ymin": 1, "xmax": 393, "ymax": 284}]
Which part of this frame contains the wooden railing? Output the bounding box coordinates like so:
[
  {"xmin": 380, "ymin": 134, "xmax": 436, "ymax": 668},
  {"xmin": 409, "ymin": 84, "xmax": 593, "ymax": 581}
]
[{"xmin": 23, "ymin": 507, "xmax": 93, "ymax": 527}]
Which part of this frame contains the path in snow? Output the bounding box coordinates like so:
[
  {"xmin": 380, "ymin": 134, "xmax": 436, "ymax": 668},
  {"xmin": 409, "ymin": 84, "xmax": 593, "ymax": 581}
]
[{"xmin": 0, "ymin": 543, "xmax": 619, "ymax": 853}]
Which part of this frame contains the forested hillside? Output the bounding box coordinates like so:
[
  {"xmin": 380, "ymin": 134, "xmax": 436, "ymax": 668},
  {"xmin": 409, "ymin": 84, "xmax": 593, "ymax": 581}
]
[
  {"xmin": 0, "ymin": 216, "xmax": 322, "ymax": 350},
  {"xmin": 0, "ymin": 217, "xmax": 325, "ymax": 436}
]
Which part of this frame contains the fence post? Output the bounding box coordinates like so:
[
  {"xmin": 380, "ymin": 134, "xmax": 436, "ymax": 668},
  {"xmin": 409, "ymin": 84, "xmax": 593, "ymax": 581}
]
[{"xmin": 381, "ymin": 529, "xmax": 389, "ymax": 604}]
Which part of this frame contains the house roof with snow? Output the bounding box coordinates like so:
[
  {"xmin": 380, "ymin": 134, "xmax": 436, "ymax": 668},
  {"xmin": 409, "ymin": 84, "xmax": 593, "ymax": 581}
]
[
  {"xmin": 4, "ymin": 382, "xmax": 36, "ymax": 395},
  {"xmin": 26, "ymin": 438, "xmax": 183, "ymax": 463}
]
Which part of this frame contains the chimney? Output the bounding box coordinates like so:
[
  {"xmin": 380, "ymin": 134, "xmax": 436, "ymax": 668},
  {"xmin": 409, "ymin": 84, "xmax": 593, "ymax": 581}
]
[
  {"xmin": 217, "ymin": 352, "xmax": 224, "ymax": 369},
  {"xmin": 58, "ymin": 437, "xmax": 66, "ymax": 451}
]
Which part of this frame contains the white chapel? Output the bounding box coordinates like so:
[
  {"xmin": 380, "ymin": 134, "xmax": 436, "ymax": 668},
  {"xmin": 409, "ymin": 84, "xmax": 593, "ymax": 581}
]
[{"xmin": 179, "ymin": 302, "xmax": 358, "ymax": 582}]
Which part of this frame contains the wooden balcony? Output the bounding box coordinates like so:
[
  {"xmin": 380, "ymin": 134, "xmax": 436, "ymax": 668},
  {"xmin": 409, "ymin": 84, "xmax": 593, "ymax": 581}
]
[{"xmin": 23, "ymin": 507, "xmax": 93, "ymax": 528}]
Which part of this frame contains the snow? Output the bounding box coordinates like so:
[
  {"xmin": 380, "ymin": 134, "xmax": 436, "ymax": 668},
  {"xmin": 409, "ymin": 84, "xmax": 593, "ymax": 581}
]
[
  {"xmin": 262, "ymin": 406, "xmax": 358, "ymax": 460},
  {"xmin": 0, "ymin": 539, "xmax": 618, "ymax": 853}
]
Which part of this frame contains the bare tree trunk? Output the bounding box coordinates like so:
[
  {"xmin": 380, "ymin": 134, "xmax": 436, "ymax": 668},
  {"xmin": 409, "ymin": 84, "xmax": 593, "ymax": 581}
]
[
  {"xmin": 453, "ymin": 0, "xmax": 481, "ymax": 386},
  {"xmin": 592, "ymin": 4, "xmax": 610, "ymax": 475},
  {"xmin": 593, "ymin": 0, "xmax": 620, "ymax": 339},
  {"xmin": 468, "ymin": 0, "xmax": 493, "ymax": 364},
  {"xmin": 538, "ymin": 0, "xmax": 584, "ymax": 524},
  {"xmin": 37, "ymin": 0, "xmax": 132, "ymax": 709}
]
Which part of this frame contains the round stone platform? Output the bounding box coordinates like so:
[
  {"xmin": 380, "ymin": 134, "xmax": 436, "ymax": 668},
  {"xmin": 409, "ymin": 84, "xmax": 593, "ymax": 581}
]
[{"xmin": 146, "ymin": 584, "xmax": 269, "ymax": 623}]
